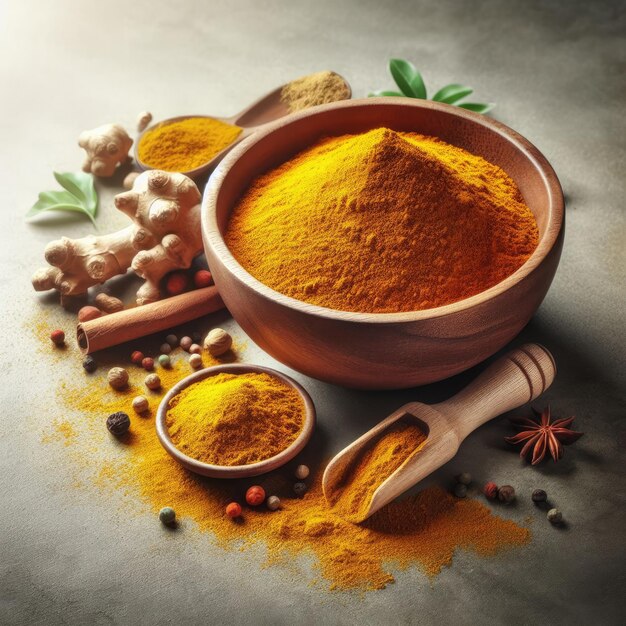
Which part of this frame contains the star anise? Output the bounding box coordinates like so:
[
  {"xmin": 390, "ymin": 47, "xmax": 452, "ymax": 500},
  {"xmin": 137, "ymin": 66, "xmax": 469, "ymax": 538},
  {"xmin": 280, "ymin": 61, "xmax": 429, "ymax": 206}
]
[{"xmin": 505, "ymin": 406, "xmax": 584, "ymax": 465}]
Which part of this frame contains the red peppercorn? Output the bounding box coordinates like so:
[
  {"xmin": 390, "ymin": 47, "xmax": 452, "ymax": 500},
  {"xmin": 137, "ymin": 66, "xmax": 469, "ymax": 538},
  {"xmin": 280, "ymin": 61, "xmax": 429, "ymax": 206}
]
[
  {"xmin": 483, "ymin": 481, "xmax": 498, "ymax": 500},
  {"xmin": 131, "ymin": 350, "xmax": 144, "ymax": 365},
  {"xmin": 245, "ymin": 485, "xmax": 265, "ymax": 507},
  {"xmin": 141, "ymin": 357, "xmax": 155, "ymax": 371},
  {"xmin": 193, "ymin": 270, "xmax": 214, "ymax": 289},
  {"xmin": 50, "ymin": 329, "xmax": 65, "ymax": 346},
  {"xmin": 225, "ymin": 502, "xmax": 242, "ymax": 519},
  {"xmin": 165, "ymin": 272, "xmax": 189, "ymax": 296}
]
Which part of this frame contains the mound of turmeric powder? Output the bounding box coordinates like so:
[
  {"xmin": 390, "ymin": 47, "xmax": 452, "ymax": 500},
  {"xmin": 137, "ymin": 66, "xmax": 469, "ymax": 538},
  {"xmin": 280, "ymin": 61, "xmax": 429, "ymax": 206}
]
[
  {"xmin": 226, "ymin": 127, "xmax": 539, "ymax": 313},
  {"xmin": 165, "ymin": 372, "xmax": 305, "ymax": 466}
]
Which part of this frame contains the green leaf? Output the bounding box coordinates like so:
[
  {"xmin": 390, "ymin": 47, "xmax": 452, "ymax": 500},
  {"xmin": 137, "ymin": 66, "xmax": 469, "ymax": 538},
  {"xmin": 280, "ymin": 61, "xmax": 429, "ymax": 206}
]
[
  {"xmin": 26, "ymin": 185, "xmax": 98, "ymax": 226},
  {"xmin": 457, "ymin": 102, "xmax": 495, "ymax": 114},
  {"xmin": 389, "ymin": 59, "xmax": 427, "ymax": 99},
  {"xmin": 53, "ymin": 171, "xmax": 98, "ymax": 217},
  {"xmin": 432, "ymin": 84, "xmax": 474, "ymax": 104},
  {"xmin": 368, "ymin": 90, "xmax": 405, "ymax": 97}
]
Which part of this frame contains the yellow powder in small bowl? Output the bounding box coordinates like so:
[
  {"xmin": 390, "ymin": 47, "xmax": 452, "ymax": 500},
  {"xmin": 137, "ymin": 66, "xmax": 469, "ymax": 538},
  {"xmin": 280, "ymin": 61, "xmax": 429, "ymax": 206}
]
[{"xmin": 165, "ymin": 371, "xmax": 305, "ymax": 466}]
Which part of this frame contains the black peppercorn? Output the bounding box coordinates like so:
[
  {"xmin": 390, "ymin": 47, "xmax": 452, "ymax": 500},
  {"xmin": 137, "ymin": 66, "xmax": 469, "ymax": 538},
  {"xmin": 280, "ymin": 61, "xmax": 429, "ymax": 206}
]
[
  {"xmin": 453, "ymin": 483, "xmax": 467, "ymax": 498},
  {"xmin": 82, "ymin": 355, "xmax": 97, "ymax": 373},
  {"xmin": 293, "ymin": 482, "xmax": 307, "ymax": 497},
  {"xmin": 497, "ymin": 485, "xmax": 516, "ymax": 504},
  {"xmin": 106, "ymin": 411, "xmax": 130, "ymax": 436},
  {"xmin": 531, "ymin": 489, "xmax": 547, "ymax": 503}
]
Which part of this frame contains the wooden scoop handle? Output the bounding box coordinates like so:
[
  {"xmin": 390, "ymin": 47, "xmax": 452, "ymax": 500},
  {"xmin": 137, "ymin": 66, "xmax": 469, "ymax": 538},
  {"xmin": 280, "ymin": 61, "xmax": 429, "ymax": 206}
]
[{"xmin": 433, "ymin": 343, "xmax": 556, "ymax": 440}]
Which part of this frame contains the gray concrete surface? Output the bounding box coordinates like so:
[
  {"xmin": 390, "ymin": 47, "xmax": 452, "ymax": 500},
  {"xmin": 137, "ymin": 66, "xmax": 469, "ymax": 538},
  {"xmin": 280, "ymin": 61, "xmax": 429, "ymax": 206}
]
[{"xmin": 1, "ymin": 0, "xmax": 625, "ymax": 624}]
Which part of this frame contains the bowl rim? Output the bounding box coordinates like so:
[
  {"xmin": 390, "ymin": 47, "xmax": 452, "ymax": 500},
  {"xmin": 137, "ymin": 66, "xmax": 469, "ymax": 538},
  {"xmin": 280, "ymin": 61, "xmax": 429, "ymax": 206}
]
[
  {"xmin": 202, "ymin": 97, "xmax": 564, "ymax": 323},
  {"xmin": 155, "ymin": 363, "xmax": 316, "ymax": 478}
]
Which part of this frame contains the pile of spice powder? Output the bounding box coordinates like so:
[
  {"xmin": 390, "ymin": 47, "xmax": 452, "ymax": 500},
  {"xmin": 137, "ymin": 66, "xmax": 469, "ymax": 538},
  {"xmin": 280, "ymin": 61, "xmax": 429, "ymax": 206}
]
[
  {"xmin": 165, "ymin": 372, "xmax": 305, "ymax": 466},
  {"xmin": 225, "ymin": 127, "xmax": 539, "ymax": 313},
  {"xmin": 49, "ymin": 358, "xmax": 531, "ymax": 592},
  {"xmin": 137, "ymin": 116, "xmax": 242, "ymax": 172},
  {"xmin": 326, "ymin": 421, "xmax": 428, "ymax": 523},
  {"xmin": 280, "ymin": 71, "xmax": 351, "ymax": 112}
]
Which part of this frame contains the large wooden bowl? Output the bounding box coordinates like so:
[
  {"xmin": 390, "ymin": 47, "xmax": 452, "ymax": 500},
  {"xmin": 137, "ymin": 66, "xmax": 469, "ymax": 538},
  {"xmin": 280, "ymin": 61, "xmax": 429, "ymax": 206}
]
[{"xmin": 202, "ymin": 98, "xmax": 564, "ymax": 389}]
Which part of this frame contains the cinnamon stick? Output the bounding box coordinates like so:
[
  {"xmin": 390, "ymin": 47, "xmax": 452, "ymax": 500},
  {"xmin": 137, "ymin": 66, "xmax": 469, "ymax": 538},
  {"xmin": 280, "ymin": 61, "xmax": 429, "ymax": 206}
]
[{"xmin": 77, "ymin": 286, "xmax": 225, "ymax": 354}]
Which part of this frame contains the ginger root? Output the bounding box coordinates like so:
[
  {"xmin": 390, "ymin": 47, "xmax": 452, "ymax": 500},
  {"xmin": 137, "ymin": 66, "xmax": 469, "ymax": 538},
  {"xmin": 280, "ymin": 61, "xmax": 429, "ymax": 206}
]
[
  {"xmin": 32, "ymin": 170, "xmax": 203, "ymax": 306},
  {"xmin": 78, "ymin": 123, "xmax": 133, "ymax": 177}
]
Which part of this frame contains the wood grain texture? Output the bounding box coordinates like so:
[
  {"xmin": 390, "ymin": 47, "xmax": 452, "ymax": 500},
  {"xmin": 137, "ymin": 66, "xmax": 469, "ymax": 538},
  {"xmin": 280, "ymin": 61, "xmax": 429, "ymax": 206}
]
[
  {"xmin": 323, "ymin": 343, "xmax": 555, "ymax": 521},
  {"xmin": 155, "ymin": 363, "xmax": 316, "ymax": 478},
  {"xmin": 202, "ymin": 98, "xmax": 565, "ymax": 389}
]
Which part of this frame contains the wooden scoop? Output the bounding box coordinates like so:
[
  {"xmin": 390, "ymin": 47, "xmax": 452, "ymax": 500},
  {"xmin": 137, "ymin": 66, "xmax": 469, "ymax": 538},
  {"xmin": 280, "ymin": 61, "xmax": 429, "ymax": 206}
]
[
  {"xmin": 134, "ymin": 72, "xmax": 351, "ymax": 180},
  {"xmin": 322, "ymin": 343, "xmax": 556, "ymax": 522}
]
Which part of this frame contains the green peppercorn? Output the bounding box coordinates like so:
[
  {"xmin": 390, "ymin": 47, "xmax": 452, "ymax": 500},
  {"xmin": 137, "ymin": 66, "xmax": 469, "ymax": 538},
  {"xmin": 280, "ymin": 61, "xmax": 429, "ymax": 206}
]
[
  {"xmin": 158, "ymin": 354, "xmax": 171, "ymax": 368},
  {"xmin": 106, "ymin": 412, "xmax": 130, "ymax": 436},
  {"xmin": 159, "ymin": 506, "xmax": 176, "ymax": 526},
  {"xmin": 293, "ymin": 482, "xmax": 307, "ymax": 497},
  {"xmin": 455, "ymin": 472, "xmax": 472, "ymax": 486},
  {"xmin": 547, "ymin": 508, "xmax": 563, "ymax": 524},
  {"xmin": 453, "ymin": 483, "xmax": 467, "ymax": 498},
  {"xmin": 82, "ymin": 355, "xmax": 97, "ymax": 373},
  {"xmin": 532, "ymin": 489, "xmax": 547, "ymax": 503}
]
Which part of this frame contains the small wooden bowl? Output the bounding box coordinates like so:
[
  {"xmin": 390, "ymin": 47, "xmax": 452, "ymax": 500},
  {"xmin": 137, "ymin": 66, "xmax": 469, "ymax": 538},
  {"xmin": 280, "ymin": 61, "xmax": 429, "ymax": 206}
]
[
  {"xmin": 202, "ymin": 98, "xmax": 565, "ymax": 389},
  {"xmin": 155, "ymin": 364, "xmax": 316, "ymax": 478}
]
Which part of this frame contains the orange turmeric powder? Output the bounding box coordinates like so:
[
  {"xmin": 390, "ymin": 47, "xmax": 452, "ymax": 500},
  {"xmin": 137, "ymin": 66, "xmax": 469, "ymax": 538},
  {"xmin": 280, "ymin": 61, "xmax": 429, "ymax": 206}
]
[
  {"xmin": 49, "ymin": 357, "xmax": 530, "ymax": 591},
  {"xmin": 138, "ymin": 116, "xmax": 242, "ymax": 172},
  {"xmin": 165, "ymin": 371, "xmax": 305, "ymax": 466},
  {"xmin": 326, "ymin": 421, "xmax": 427, "ymax": 523},
  {"xmin": 226, "ymin": 127, "xmax": 539, "ymax": 313}
]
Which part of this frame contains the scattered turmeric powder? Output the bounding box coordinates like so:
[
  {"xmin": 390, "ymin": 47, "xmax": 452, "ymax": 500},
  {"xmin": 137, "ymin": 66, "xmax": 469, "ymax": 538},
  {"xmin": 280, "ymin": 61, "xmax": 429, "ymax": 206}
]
[
  {"xmin": 49, "ymin": 359, "xmax": 530, "ymax": 591},
  {"xmin": 226, "ymin": 127, "xmax": 539, "ymax": 313},
  {"xmin": 137, "ymin": 116, "xmax": 242, "ymax": 172},
  {"xmin": 326, "ymin": 421, "xmax": 427, "ymax": 523},
  {"xmin": 165, "ymin": 372, "xmax": 305, "ymax": 466}
]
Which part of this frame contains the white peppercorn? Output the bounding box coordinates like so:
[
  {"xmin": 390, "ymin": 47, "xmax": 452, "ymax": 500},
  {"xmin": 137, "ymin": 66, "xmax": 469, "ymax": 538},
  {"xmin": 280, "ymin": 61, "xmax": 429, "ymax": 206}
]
[
  {"xmin": 189, "ymin": 353, "xmax": 203, "ymax": 369},
  {"xmin": 108, "ymin": 367, "xmax": 129, "ymax": 390},
  {"xmin": 204, "ymin": 328, "xmax": 232, "ymax": 357},
  {"xmin": 145, "ymin": 373, "xmax": 161, "ymax": 390},
  {"xmin": 547, "ymin": 508, "xmax": 563, "ymax": 524},
  {"xmin": 180, "ymin": 336, "xmax": 193, "ymax": 351},
  {"xmin": 295, "ymin": 464, "xmax": 310, "ymax": 480},
  {"xmin": 266, "ymin": 495, "xmax": 281, "ymax": 511},
  {"xmin": 189, "ymin": 343, "xmax": 202, "ymax": 355},
  {"xmin": 132, "ymin": 396, "xmax": 149, "ymax": 414}
]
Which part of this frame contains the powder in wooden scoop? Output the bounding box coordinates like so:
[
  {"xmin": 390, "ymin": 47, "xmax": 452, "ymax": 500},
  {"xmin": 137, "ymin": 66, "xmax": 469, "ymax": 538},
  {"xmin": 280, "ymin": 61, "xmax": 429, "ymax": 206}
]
[
  {"xmin": 165, "ymin": 372, "xmax": 305, "ymax": 466},
  {"xmin": 280, "ymin": 70, "xmax": 350, "ymax": 112},
  {"xmin": 326, "ymin": 421, "xmax": 428, "ymax": 523}
]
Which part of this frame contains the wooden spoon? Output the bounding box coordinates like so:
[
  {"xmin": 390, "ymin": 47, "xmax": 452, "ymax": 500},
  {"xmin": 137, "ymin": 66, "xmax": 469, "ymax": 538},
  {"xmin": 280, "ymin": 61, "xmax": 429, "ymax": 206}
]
[
  {"xmin": 155, "ymin": 363, "xmax": 316, "ymax": 479},
  {"xmin": 322, "ymin": 343, "xmax": 556, "ymax": 522},
  {"xmin": 134, "ymin": 72, "xmax": 351, "ymax": 180}
]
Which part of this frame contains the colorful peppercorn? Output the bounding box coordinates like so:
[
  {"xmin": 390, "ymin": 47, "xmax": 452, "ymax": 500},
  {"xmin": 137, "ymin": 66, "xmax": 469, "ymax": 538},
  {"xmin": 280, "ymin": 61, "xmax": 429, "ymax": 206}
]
[
  {"xmin": 180, "ymin": 336, "xmax": 193, "ymax": 351},
  {"xmin": 141, "ymin": 357, "xmax": 154, "ymax": 371},
  {"xmin": 189, "ymin": 353, "xmax": 202, "ymax": 369},
  {"xmin": 165, "ymin": 334, "xmax": 178, "ymax": 347},
  {"xmin": 293, "ymin": 482, "xmax": 307, "ymax": 497},
  {"xmin": 82, "ymin": 355, "xmax": 97, "ymax": 373},
  {"xmin": 547, "ymin": 508, "xmax": 563, "ymax": 524},
  {"xmin": 132, "ymin": 396, "xmax": 149, "ymax": 414},
  {"xmin": 165, "ymin": 272, "xmax": 189, "ymax": 296},
  {"xmin": 295, "ymin": 464, "xmax": 310, "ymax": 480},
  {"xmin": 189, "ymin": 343, "xmax": 202, "ymax": 355},
  {"xmin": 245, "ymin": 486, "xmax": 265, "ymax": 506},
  {"xmin": 483, "ymin": 482, "xmax": 498, "ymax": 500},
  {"xmin": 453, "ymin": 483, "xmax": 467, "ymax": 498},
  {"xmin": 455, "ymin": 472, "xmax": 472, "ymax": 486},
  {"xmin": 159, "ymin": 506, "xmax": 176, "ymax": 526},
  {"xmin": 131, "ymin": 350, "xmax": 144, "ymax": 365},
  {"xmin": 159, "ymin": 342, "xmax": 172, "ymax": 355},
  {"xmin": 193, "ymin": 270, "xmax": 214, "ymax": 289},
  {"xmin": 266, "ymin": 495, "xmax": 281, "ymax": 511},
  {"xmin": 497, "ymin": 485, "xmax": 516, "ymax": 504},
  {"xmin": 532, "ymin": 489, "xmax": 547, "ymax": 503},
  {"xmin": 158, "ymin": 354, "xmax": 171, "ymax": 368},
  {"xmin": 225, "ymin": 502, "xmax": 242, "ymax": 518},
  {"xmin": 106, "ymin": 411, "xmax": 130, "ymax": 436},
  {"xmin": 145, "ymin": 373, "xmax": 161, "ymax": 390},
  {"xmin": 107, "ymin": 367, "xmax": 129, "ymax": 390},
  {"xmin": 50, "ymin": 329, "xmax": 65, "ymax": 346}
]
